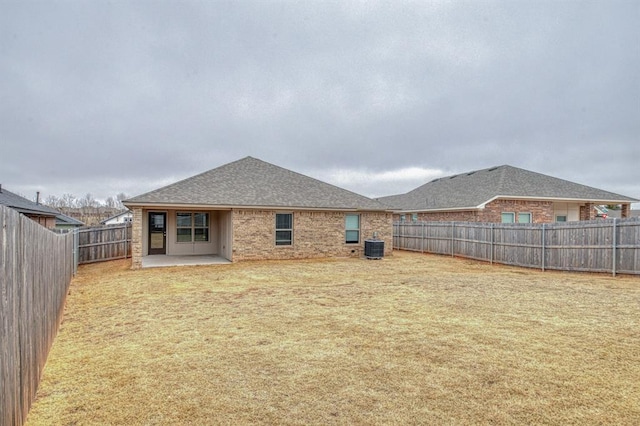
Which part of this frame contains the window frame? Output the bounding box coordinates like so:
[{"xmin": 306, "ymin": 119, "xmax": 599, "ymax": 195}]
[
  {"xmin": 501, "ymin": 212, "xmax": 515, "ymax": 224},
  {"xmin": 176, "ymin": 212, "xmax": 210, "ymax": 243},
  {"xmin": 275, "ymin": 212, "xmax": 293, "ymax": 246},
  {"xmin": 517, "ymin": 212, "xmax": 532, "ymax": 224},
  {"xmin": 345, "ymin": 213, "xmax": 360, "ymax": 244}
]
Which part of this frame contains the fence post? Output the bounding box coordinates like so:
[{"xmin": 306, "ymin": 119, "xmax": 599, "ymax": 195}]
[
  {"xmin": 541, "ymin": 223, "xmax": 546, "ymax": 272},
  {"xmin": 612, "ymin": 218, "xmax": 617, "ymax": 277},
  {"xmin": 73, "ymin": 228, "xmax": 79, "ymax": 275},
  {"xmin": 421, "ymin": 222, "xmax": 425, "ymax": 253},
  {"xmin": 490, "ymin": 223, "xmax": 494, "ymax": 264},
  {"xmin": 451, "ymin": 222, "xmax": 455, "ymax": 257}
]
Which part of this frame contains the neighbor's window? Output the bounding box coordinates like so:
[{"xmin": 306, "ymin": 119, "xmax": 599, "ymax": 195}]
[
  {"xmin": 275, "ymin": 213, "xmax": 293, "ymax": 245},
  {"xmin": 556, "ymin": 215, "xmax": 567, "ymax": 222},
  {"xmin": 518, "ymin": 213, "xmax": 532, "ymax": 223},
  {"xmin": 345, "ymin": 214, "xmax": 360, "ymax": 244},
  {"xmin": 400, "ymin": 214, "xmax": 406, "ymax": 222},
  {"xmin": 411, "ymin": 213, "xmax": 418, "ymax": 222},
  {"xmin": 177, "ymin": 212, "xmax": 209, "ymax": 243},
  {"xmin": 501, "ymin": 212, "xmax": 515, "ymax": 223}
]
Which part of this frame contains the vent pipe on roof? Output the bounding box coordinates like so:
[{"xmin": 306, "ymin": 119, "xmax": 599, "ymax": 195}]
[
  {"xmin": 36, "ymin": 191, "xmax": 40, "ymax": 205},
  {"xmin": 0, "ymin": 184, "xmax": 2, "ymax": 193}
]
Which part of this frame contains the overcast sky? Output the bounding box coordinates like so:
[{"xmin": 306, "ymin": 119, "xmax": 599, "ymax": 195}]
[{"xmin": 2, "ymin": 0, "xmax": 639, "ymax": 207}]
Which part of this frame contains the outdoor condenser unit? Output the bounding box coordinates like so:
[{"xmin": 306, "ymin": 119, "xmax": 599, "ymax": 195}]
[{"xmin": 364, "ymin": 239, "xmax": 384, "ymax": 259}]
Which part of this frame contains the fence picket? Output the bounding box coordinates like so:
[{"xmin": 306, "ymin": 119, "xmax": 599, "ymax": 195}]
[
  {"xmin": 393, "ymin": 218, "xmax": 640, "ymax": 275},
  {"xmin": 1, "ymin": 205, "xmax": 74, "ymax": 425}
]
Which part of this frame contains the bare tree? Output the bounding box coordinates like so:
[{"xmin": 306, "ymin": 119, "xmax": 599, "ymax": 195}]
[
  {"xmin": 43, "ymin": 195, "xmax": 60, "ymax": 208},
  {"xmin": 105, "ymin": 196, "xmax": 118, "ymax": 209},
  {"xmin": 116, "ymin": 192, "xmax": 128, "ymax": 209}
]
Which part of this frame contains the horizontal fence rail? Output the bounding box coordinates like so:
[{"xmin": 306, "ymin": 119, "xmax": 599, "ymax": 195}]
[
  {"xmin": 394, "ymin": 218, "xmax": 640, "ymax": 276},
  {"xmin": 1, "ymin": 205, "xmax": 75, "ymax": 426},
  {"xmin": 75, "ymin": 223, "xmax": 132, "ymax": 265}
]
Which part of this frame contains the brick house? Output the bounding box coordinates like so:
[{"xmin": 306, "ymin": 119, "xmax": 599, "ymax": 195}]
[
  {"xmin": 123, "ymin": 157, "xmax": 393, "ymax": 268},
  {"xmin": 378, "ymin": 165, "xmax": 638, "ymax": 224}
]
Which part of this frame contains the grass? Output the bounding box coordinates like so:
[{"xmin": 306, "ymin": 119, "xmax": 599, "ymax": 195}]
[{"xmin": 26, "ymin": 251, "xmax": 640, "ymax": 425}]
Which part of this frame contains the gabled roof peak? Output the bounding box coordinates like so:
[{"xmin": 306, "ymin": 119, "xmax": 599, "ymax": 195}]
[
  {"xmin": 379, "ymin": 164, "xmax": 638, "ymax": 211},
  {"xmin": 125, "ymin": 156, "xmax": 388, "ymax": 211}
]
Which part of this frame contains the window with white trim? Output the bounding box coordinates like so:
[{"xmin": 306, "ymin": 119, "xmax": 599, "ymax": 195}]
[
  {"xmin": 176, "ymin": 212, "xmax": 209, "ymax": 243},
  {"xmin": 501, "ymin": 212, "xmax": 515, "ymax": 223},
  {"xmin": 275, "ymin": 213, "xmax": 293, "ymax": 246},
  {"xmin": 345, "ymin": 214, "xmax": 360, "ymax": 244},
  {"xmin": 518, "ymin": 212, "xmax": 532, "ymax": 223}
]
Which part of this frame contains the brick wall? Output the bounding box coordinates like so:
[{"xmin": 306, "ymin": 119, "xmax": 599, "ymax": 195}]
[
  {"xmin": 131, "ymin": 207, "xmax": 143, "ymax": 269},
  {"xmin": 478, "ymin": 199, "xmax": 554, "ymax": 223},
  {"xmin": 580, "ymin": 203, "xmax": 596, "ymax": 221},
  {"xmin": 232, "ymin": 209, "xmax": 393, "ymax": 262},
  {"xmin": 394, "ymin": 199, "xmax": 554, "ymax": 224}
]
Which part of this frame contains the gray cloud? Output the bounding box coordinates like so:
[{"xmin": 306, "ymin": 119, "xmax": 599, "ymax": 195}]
[{"xmin": 1, "ymin": 1, "xmax": 638, "ymax": 206}]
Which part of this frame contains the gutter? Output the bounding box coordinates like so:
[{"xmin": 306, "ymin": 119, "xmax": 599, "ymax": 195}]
[{"xmin": 122, "ymin": 202, "xmax": 393, "ymax": 213}]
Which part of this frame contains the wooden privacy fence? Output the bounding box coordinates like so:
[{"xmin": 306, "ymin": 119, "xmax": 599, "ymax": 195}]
[
  {"xmin": 74, "ymin": 223, "xmax": 132, "ymax": 266},
  {"xmin": 394, "ymin": 218, "xmax": 640, "ymax": 276},
  {"xmin": 1, "ymin": 205, "xmax": 75, "ymax": 426}
]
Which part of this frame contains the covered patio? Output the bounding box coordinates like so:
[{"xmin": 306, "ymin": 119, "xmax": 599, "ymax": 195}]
[{"xmin": 142, "ymin": 255, "xmax": 231, "ymax": 268}]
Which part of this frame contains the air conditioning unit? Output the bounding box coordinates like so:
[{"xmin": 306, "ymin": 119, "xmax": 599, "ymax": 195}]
[{"xmin": 364, "ymin": 239, "xmax": 384, "ymax": 259}]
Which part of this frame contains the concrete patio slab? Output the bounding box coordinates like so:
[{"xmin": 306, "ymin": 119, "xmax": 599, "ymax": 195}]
[{"xmin": 142, "ymin": 255, "xmax": 231, "ymax": 268}]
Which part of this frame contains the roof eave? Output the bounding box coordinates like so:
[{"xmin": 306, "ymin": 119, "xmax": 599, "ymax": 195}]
[
  {"xmin": 483, "ymin": 195, "xmax": 639, "ymax": 205},
  {"xmin": 123, "ymin": 201, "xmax": 391, "ymax": 213},
  {"xmin": 391, "ymin": 194, "xmax": 639, "ymax": 214}
]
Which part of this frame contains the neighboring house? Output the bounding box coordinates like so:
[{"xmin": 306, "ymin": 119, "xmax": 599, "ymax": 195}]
[
  {"xmin": 603, "ymin": 209, "xmax": 640, "ymax": 219},
  {"xmin": 0, "ymin": 185, "xmax": 61, "ymax": 229},
  {"xmin": 55, "ymin": 213, "xmax": 85, "ymax": 230},
  {"xmin": 378, "ymin": 165, "xmax": 638, "ymax": 224},
  {"xmin": 123, "ymin": 157, "xmax": 393, "ymax": 269},
  {"xmin": 100, "ymin": 210, "xmax": 132, "ymax": 225}
]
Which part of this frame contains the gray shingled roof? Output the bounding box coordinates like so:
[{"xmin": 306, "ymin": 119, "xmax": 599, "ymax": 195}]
[
  {"xmin": 124, "ymin": 157, "xmax": 388, "ymax": 211},
  {"xmin": 0, "ymin": 187, "xmax": 60, "ymax": 216},
  {"xmin": 378, "ymin": 165, "xmax": 638, "ymax": 211},
  {"xmin": 56, "ymin": 213, "xmax": 85, "ymax": 227}
]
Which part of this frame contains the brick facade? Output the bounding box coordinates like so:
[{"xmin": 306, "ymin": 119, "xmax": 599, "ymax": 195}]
[
  {"xmin": 131, "ymin": 207, "xmax": 143, "ymax": 269},
  {"xmin": 479, "ymin": 199, "xmax": 554, "ymax": 223},
  {"xmin": 621, "ymin": 204, "xmax": 631, "ymax": 218},
  {"xmin": 130, "ymin": 207, "xmax": 393, "ymax": 268},
  {"xmin": 231, "ymin": 209, "xmax": 393, "ymax": 262},
  {"xmin": 395, "ymin": 199, "xmax": 554, "ymax": 224}
]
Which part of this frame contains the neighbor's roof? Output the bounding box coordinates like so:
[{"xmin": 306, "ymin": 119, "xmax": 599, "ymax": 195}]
[
  {"xmin": 124, "ymin": 157, "xmax": 388, "ymax": 211},
  {"xmin": 0, "ymin": 187, "xmax": 60, "ymax": 217},
  {"xmin": 56, "ymin": 213, "xmax": 85, "ymax": 227},
  {"xmin": 378, "ymin": 165, "xmax": 638, "ymax": 212},
  {"xmin": 100, "ymin": 209, "xmax": 132, "ymax": 224}
]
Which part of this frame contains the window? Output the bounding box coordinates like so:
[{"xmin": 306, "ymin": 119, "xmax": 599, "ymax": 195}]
[
  {"xmin": 275, "ymin": 213, "xmax": 293, "ymax": 245},
  {"xmin": 556, "ymin": 215, "xmax": 567, "ymax": 222},
  {"xmin": 501, "ymin": 212, "xmax": 515, "ymax": 223},
  {"xmin": 176, "ymin": 212, "xmax": 209, "ymax": 243},
  {"xmin": 518, "ymin": 213, "xmax": 532, "ymax": 223},
  {"xmin": 400, "ymin": 214, "xmax": 406, "ymax": 222},
  {"xmin": 411, "ymin": 213, "xmax": 418, "ymax": 222},
  {"xmin": 345, "ymin": 214, "xmax": 360, "ymax": 244}
]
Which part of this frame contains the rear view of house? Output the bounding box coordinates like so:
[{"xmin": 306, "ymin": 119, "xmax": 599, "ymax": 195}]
[
  {"xmin": 379, "ymin": 165, "xmax": 638, "ymax": 223},
  {"xmin": 123, "ymin": 157, "xmax": 393, "ymax": 268}
]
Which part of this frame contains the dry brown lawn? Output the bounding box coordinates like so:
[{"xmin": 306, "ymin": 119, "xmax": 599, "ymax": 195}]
[{"xmin": 26, "ymin": 251, "xmax": 640, "ymax": 425}]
